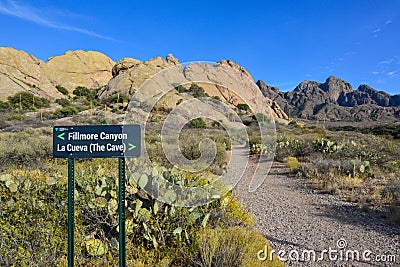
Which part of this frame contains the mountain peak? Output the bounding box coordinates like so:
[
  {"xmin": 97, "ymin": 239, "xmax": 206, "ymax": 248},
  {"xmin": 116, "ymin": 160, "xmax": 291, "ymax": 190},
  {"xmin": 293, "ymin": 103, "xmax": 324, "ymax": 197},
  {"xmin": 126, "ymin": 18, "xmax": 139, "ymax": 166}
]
[
  {"xmin": 320, "ymin": 76, "xmax": 353, "ymax": 101},
  {"xmin": 258, "ymin": 76, "xmax": 400, "ymax": 121}
]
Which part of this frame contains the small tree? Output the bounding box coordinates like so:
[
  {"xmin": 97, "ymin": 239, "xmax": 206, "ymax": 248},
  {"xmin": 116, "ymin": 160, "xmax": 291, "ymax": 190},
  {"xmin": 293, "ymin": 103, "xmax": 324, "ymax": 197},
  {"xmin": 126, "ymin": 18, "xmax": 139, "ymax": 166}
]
[
  {"xmin": 188, "ymin": 84, "xmax": 208, "ymax": 98},
  {"xmin": 73, "ymin": 86, "xmax": 91, "ymax": 97},
  {"xmin": 56, "ymin": 85, "xmax": 69, "ymax": 95},
  {"xmin": 7, "ymin": 92, "xmax": 50, "ymax": 110},
  {"xmin": 189, "ymin": 118, "xmax": 206, "ymax": 129}
]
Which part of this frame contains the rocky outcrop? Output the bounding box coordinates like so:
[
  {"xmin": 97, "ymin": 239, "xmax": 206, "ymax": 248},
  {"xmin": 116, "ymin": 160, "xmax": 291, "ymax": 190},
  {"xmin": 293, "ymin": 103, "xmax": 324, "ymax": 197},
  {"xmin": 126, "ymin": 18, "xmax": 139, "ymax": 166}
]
[
  {"xmin": 0, "ymin": 47, "xmax": 114, "ymax": 100},
  {"xmin": 101, "ymin": 57, "xmax": 288, "ymax": 121},
  {"xmin": 216, "ymin": 60, "xmax": 253, "ymax": 81},
  {"xmin": 99, "ymin": 55, "xmax": 181, "ymax": 98},
  {"xmin": 338, "ymin": 84, "xmax": 395, "ymax": 107},
  {"xmin": 256, "ymin": 80, "xmax": 293, "ymax": 116},
  {"xmin": 0, "ymin": 47, "xmax": 54, "ymax": 100},
  {"xmin": 45, "ymin": 50, "xmax": 114, "ymax": 91},
  {"xmin": 320, "ymin": 76, "xmax": 353, "ymax": 102},
  {"xmin": 258, "ymin": 76, "xmax": 400, "ymax": 121}
]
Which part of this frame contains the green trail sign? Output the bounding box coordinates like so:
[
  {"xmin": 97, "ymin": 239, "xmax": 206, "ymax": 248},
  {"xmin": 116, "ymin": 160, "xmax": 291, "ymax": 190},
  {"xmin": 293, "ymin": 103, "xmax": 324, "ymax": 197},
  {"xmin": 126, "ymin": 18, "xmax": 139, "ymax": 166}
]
[
  {"xmin": 53, "ymin": 125, "xmax": 141, "ymax": 158},
  {"xmin": 53, "ymin": 124, "xmax": 141, "ymax": 267}
]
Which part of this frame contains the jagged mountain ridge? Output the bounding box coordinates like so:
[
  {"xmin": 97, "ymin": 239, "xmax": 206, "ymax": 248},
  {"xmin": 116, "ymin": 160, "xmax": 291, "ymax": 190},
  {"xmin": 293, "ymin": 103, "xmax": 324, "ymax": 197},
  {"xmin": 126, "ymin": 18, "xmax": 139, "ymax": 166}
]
[{"xmin": 258, "ymin": 76, "xmax": 400, "ymax": 121}]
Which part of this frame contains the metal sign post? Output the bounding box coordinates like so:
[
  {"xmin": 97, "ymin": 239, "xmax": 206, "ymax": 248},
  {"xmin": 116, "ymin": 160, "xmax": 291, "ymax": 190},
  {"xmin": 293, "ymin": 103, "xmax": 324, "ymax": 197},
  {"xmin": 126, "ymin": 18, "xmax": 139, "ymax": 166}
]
[
  {"xmin": 68, "ymin": 158, "xmax": 74, "ymax": 267},
  {"xmin": 53, "ymin": 125, "xmax": 141, "ymax": 267},
  {"xmin": 118, "ymin": 158, "xmax": 126, "ymax": 266}
]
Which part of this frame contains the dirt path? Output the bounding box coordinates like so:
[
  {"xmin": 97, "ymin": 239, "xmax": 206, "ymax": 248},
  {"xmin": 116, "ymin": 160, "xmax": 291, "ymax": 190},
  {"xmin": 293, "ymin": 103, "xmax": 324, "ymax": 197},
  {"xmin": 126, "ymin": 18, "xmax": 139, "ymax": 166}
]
[{"xmin": 231, "ymin": 147, "xmax": 400, "ymax": 267}]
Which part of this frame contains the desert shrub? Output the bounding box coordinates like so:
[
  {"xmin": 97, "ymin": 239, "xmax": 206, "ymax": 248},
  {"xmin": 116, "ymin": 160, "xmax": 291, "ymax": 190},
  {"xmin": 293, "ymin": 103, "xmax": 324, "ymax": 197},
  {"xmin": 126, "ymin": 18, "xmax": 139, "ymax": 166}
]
[
  {"xmin": 6, "ymin": 113, "xmax": 23, "ymax": 121},
  {"xmin": 248, "ymin": 133, "xmax": 261, "ymax": 147},
  {"xmin": 190, "ymin": 118, "xmax": 206, "ymax": 129},
  {"xmin": 53, "ymin": 106, "xmax": 78, "ymax": 118},
  {"xmin": 237, "ymin": 103, "xmax": 250, "ymax": 112},
  {"xmin": 0, "ymin": 100, "xmax": 10, "ymax": 110},
  {"xmin": 102, "ymin": 93, "xmax": 130, "ymax": 105},
  {"xmin": 284, "ymin": 156, "xmax": 301, "ymax": 173},
  {"xmin": 146, "ymin": 129, "xmax": 230, "ymax": 175},
  {"xmin": 0, "ymin": 129, "xmax": 52, "ymax": 168},
  {"xmin": 179, "ymin": 130, "xmax": 228, "ymax": 173},
  {"xmin": 275, "ymin": 136, "xmax": 314, "ymax": 161},
  {"xmin": 151, "ymin": 116, "xmax": 161, "ymax": 123},
  {"xmin": 190, "ymin": 227, "xmax": 283, "ymax": 267},
  {"xmin": 55, "ymin": 98, "xmax": 72, "ymax": 107},
  {"xmin": 7, "ymin": 92, "xmax": 50, "ymax": 110},
  {"xmin": 0, "ymin": 172, "xmax": 67, "ymax": 266},
  {"xmin": 211, "ymin": 95, "xmax": 221, "ymax": 101},
  {"xmin": 56, "ymin": 85, "xmax": 69, "ymax": 95},
  {"xmin": 313, "ymin": 137, "xmax": 341, "ymax": 154},
  {"xmin": 0, "ymin": 128, "xmax": 284, "ymax": 266},
  {"xmin": 99, "ymin": 118, "xmax": 108, "ymax": 124},
  {"xmin": 73, "ymin": 86, "xmax": 91, "ymax": 97},
  {"xmin": 188, "ymin": 84, "xmax": 208, "ymax": 98},
  {"xmin": 175, "ymin": 85, "xmax": 187, "ymax": 93}
]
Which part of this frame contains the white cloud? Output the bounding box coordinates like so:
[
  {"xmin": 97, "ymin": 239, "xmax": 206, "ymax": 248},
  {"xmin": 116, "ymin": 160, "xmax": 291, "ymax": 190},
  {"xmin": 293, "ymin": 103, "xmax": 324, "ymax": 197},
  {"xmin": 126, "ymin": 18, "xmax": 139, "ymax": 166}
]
[
  {"xmin": 0, "ymin": 0, "xmax": 116, "ymax": 41},
  {"xmin": 344, "ymin": 51, "xmax": 356, "ymax": 55},
  {"xmin": 385, "ymin": 19, "xmax": 392, "ymax": 25},
  {"xmin": 371, "ymin": 71, "xmax": 379, "ymax": 75},
  {"xmin": 387, "ymin": 71, "xmax": 397, "ymax": 77},
  {"xmin": 379, "ymin": 58, "xmax": 394, "ymax": 65},
  {"xmin": 372, "ymin": 28, "xmax": 381, "ymax": 33}
]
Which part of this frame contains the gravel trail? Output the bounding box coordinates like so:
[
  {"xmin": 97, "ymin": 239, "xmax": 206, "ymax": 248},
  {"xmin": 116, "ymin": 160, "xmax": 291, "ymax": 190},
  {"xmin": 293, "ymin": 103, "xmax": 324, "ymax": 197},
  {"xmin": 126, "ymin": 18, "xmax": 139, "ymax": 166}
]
[{"xmin": 231, "ymin": 147, "xmax": 400, "ymax": 267}]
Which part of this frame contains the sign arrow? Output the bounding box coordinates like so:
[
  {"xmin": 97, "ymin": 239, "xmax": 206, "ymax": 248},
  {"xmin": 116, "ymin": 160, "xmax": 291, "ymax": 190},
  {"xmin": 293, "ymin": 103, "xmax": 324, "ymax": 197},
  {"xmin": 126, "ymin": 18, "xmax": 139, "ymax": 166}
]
[
  {"xmin": 128, "ymin": 143, "xmax": 136, "ymax": 151},
  {"xmin": 57, "ymin": 132, "xmax": 65, "ymax": 140}
]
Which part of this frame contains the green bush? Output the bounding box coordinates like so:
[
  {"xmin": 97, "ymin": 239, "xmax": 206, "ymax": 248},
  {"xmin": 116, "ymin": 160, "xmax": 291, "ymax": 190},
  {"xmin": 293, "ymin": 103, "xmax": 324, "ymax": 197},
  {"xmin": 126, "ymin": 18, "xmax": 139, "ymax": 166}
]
[
  {"xmin": 146, "ymin": 129, "xmax": 230, "ymax": 174},
  {"xmin": 55, "ymin": 98, "xmax": 71, "ymax": 107},
  {"xmin": 191, "ymin": 227, "xmax": 284, "ymax": 267},
  {"xmin": 53, "ymin": 106, "xmax": 78, "ymax": 118},
  {"xmin": 73, "ymin": 86, "xmax": 91, "ymax": 97},
  {"xmin": 190, "ymin": 118, "xmax": 206, "ymax": 129},
  {"xmin": 175, "ymin": 85, "xmax": 187, "ymax": 93},
  {"xmin": 237, "ymin": 103, "xmax": 250, "ymax": 112},
  {"xmin": 7, "ymin": 92, "xmax": 50, "ymax": 110},
  {"xmin": 284, "ymin": 156, "xmax": 301, "ymax": 173},
  {"xmin": 73, "ymin": 86, "xmax": 99, "ymax": 101},
  {"xmin": 211, "ymin": 95, "xmax": 222, "ymax": 101},
  {"xmin": 0, "ymin": 129, "xmax": 52, "ymax": 167},
  {"xmin": 0, "ymin": 100, "xmax": 10, "ymax": 110},
  {"xmin": 6, "ymin": 113, "xmax": 23, "ymax": 121},
  {"xmin": 188, "ymin": 84, "xmax": 208, "ymax": 98},
  {"xmin": 56, "ymin": 85, "xmax": 69, "ymax": 95}
]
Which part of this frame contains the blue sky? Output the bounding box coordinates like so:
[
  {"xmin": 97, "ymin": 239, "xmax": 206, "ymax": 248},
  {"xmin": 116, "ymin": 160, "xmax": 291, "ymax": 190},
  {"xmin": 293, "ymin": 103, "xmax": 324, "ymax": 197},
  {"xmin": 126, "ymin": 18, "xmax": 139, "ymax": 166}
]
[{"xmin": 0, "ymin": 0, "xmax": 399, "ymax": 94}]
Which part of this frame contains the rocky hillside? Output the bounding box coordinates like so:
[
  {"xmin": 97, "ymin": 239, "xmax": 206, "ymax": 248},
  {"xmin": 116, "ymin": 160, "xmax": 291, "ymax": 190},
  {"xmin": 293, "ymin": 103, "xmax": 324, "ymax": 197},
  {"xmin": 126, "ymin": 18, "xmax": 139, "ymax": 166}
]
[
  {"xmin": 0, "ymin": 47, "xmax": 114, "ymax": 101},
  {"xmin": 0, "ymin": 47, "xmax": 288, "ymax": 121},
  {"xmin": 99, "ymin": 56, "xmax": 288, "ymax": 121},
  {"xmin": 258, "ymin": 76, "xmax": 400, "ymax": 121}
]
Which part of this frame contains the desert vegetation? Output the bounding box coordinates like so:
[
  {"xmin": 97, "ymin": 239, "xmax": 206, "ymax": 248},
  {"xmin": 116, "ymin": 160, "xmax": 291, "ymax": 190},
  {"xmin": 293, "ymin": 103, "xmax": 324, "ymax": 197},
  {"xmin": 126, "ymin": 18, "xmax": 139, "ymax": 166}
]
[
  {"xmin": 250, "ymin": 121, "xmax": 400, "ymax": 225},
  {"xmin": 0, "ymin": 125, "xmax": 281, "ymax": 266}
]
